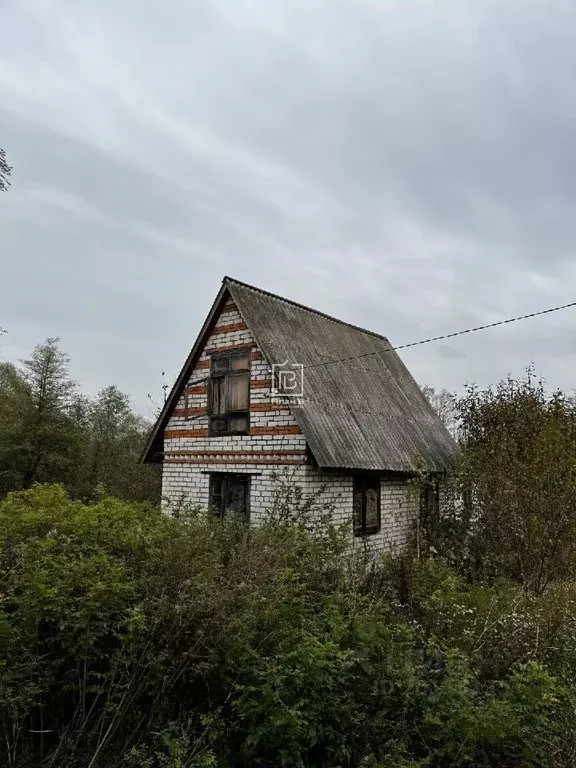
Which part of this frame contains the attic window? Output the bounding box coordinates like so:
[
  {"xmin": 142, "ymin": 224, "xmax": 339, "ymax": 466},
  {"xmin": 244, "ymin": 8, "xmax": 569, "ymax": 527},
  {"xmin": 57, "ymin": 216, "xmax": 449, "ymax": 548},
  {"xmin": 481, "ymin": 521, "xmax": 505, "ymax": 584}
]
[
  {"xmin": 353, "ymin": 474, "xmax": 381, "ymax": 535},
  {"xmin": 208, "ymin": 351, "xmax": 250, "ymax": 436}
]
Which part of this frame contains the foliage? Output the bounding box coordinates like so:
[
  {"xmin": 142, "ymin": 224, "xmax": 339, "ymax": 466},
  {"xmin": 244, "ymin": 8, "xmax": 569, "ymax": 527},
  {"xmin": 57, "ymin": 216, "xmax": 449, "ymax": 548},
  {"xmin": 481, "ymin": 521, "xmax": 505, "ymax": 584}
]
[
  {"xmin": 0, "ymin": 485, "xmax": 574, "ymax": 767},
  {"xmin": 15, "ymin": 337, "xmax": 83, "ymax": 490},
  {"xmin": 77, "ymin": 384, "xmax": 160, "ymax": 503},
  {"xmin": 0, "ymin": 338, "xmax": 160, "ymax": 503},
  {"xmin": 424, "ymin": 368, "xmax": 576, "ymax": 593},
  {"xmin": 421, "ymin": 385, "xmax": 459, "ymax": 439}
]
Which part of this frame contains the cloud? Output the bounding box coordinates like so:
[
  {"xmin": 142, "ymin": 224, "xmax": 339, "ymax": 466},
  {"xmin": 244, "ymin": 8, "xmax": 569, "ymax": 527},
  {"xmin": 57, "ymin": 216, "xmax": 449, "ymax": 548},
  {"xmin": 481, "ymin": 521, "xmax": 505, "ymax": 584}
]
[{"xmin": 1, "ymin": 0, "xmax": 576, "ymax": 413}]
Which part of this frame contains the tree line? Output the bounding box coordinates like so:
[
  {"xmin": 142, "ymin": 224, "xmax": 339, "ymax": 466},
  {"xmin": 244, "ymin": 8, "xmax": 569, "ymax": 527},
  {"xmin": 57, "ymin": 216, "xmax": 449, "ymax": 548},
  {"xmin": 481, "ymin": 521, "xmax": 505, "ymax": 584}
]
[{"xmin": 0, "ymin": 337, "xmax": 160, "ymax": 503}]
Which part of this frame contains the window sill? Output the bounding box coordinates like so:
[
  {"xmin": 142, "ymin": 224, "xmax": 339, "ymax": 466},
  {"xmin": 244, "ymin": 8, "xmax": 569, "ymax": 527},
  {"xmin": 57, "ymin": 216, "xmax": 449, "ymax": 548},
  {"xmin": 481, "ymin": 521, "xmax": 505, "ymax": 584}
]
[
  {"xmin": 353, "ymin": 528, "xmax": 381, "ymax": 537},
  {"xmin": 208, "ymin": 431, "xmax": 250, "ymax": 437}
]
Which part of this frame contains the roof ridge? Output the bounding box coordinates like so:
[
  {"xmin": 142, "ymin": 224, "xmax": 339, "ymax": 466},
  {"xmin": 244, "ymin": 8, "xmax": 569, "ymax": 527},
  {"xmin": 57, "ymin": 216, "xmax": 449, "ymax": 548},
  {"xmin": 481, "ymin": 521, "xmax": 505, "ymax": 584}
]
[{"xmin": 223, "ymin": 276, "xmax": 389, "ymax": 342}]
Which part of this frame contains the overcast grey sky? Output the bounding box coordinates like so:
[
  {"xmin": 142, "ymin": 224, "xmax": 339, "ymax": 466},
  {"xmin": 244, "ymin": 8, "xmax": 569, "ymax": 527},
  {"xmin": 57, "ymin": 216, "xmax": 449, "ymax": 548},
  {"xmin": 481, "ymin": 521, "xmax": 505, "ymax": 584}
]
[{"xmin": 1, "ymin": 0, "xmax": 576, "ymax": 416}]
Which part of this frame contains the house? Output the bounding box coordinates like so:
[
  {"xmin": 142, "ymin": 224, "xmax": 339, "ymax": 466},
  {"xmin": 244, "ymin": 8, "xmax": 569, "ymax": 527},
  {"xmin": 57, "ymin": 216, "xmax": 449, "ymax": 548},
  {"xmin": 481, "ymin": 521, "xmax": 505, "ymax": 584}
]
[{"xmin": 143, "ymin": 277, "xmax": 459, "ymax": 550}]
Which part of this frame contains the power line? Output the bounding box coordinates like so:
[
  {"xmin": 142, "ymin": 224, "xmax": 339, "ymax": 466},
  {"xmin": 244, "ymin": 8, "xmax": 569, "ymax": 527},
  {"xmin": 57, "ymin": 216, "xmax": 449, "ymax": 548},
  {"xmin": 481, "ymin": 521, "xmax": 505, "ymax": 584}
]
[
  {"xmin": 304, "ymin": 300, "xmax": 576, "ymax": 372},
  {"xmin": 170, "ymin": 299, "xmax": 576, "ymax": 425}
]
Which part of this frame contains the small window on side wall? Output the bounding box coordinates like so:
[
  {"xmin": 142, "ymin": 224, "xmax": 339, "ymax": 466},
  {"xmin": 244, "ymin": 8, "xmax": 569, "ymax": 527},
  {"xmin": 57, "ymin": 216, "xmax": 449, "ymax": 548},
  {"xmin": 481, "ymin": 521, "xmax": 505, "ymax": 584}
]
[
  {"xmin": 353, "ymin": 474, "xmax": 381, "ymax": 535},
  {"xmin": 209, "ymin": 473, "xmax": 250, "ymax": 521}
]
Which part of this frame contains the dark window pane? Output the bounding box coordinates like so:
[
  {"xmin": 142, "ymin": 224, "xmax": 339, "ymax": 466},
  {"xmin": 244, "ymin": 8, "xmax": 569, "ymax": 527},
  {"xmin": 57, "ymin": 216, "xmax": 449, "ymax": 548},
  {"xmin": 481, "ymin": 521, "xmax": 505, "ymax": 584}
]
[
  {"xmin": 230, "ymin": 352, "xmax": 250, "ymax": 372},
  {"xmin": 365, "ymin": 488, "xmax": 379, "ymax": 529},
  {"xmin": 210, "ymin": 416, "xmax": 228, "ymax": 434},
  {"xmin": 229, "ymin": 415, "xmax": 248, "ymax": 433},
  {"xmin": 209, "ymin": 475, "xmax": 224, "ymax": 517},
  {"xmin": 206, "ymin": 474, "xmax": 249, "ymax": 522},
  {"xmin": 227, "ymin": 373, "xmax": 249, "ymax": 412},
  {"xmin": 226, "ymin": 479, "xmax": 247, "ymax": 514},
  {"xmin": 353, "ymin": 475, "xmax": 380, "ymax": 535},
  {"xmin": 353, "ymin": 485, "xmax": 363, "ymax": 534},
  {"xmin": 211, "ymin": 355, "xmax": 229, "ymax": 373}
]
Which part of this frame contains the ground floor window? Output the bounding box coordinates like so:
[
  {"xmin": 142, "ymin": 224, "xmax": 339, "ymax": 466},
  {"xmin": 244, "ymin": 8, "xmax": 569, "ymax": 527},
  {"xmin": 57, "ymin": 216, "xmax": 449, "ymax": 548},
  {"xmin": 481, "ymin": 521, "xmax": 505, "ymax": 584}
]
[
  {"xmin": 209, "ymin": 473, "xmax": 250, "ymax": 520},
  {"xmin": 353, "ymin": 474, "xmax": 381, "ymax": 535}
]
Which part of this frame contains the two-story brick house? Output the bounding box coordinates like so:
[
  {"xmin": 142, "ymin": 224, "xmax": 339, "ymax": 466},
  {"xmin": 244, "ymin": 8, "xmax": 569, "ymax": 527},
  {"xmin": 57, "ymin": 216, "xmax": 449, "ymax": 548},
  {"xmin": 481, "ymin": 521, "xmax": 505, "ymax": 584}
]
[{"xmin": 143, "ymin": 277, "xmax": 458, "ymax": 550}]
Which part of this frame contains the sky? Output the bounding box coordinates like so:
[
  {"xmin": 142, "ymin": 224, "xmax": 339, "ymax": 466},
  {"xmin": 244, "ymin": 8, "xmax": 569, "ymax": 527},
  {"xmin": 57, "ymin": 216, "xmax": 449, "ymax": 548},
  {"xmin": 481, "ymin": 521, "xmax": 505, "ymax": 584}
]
[{"xmin": 1, "ymin": 0, "xmax": 576, "ymax": 417}]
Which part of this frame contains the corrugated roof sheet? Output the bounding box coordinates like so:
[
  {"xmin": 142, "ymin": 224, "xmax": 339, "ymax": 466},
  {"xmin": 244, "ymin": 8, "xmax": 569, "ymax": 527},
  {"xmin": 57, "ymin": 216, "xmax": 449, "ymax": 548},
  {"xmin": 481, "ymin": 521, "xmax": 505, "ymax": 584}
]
[{"xmin": 227, "ymin": 278, "xmax": 459, "ymax": 472}]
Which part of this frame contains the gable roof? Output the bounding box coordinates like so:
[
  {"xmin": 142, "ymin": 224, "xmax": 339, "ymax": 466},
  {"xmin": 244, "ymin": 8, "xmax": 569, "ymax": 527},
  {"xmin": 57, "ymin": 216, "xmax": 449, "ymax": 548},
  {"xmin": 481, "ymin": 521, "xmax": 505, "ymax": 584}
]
[{"xmin": 143, "ymin": 277, "xmax": 459, "ymax": 472}]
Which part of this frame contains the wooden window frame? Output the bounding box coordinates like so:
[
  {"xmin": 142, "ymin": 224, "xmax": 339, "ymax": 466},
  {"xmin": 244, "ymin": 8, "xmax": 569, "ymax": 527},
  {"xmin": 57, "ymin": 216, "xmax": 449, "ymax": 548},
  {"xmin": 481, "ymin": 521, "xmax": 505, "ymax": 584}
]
[
  {"xmin": 353, "ymin": 474, "xmax": 381, "ymax": 536},
  {"xmin": 208, "ymin": 350, "xmax": 251, "ymax": 436},
  {"xmin": 209, "ymin": 473, "xmax": 251, "ymax": 520}
]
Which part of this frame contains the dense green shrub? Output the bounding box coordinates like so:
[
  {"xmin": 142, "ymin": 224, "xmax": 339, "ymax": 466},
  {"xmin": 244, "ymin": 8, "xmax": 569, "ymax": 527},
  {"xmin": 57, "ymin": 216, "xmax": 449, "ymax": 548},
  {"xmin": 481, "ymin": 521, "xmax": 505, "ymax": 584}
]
[
  {"xmin": 422, "ymin": 370, "xmax": 576, "ymax": 594},
  {"xmin": 0, "ymin": 485, "xmax": 574, "ymax": 767}
]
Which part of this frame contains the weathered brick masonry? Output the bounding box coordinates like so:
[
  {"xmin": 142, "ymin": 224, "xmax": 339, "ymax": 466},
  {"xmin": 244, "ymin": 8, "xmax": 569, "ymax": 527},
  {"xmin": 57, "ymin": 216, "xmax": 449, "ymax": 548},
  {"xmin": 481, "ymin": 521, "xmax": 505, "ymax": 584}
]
[{"xmin": 161, "ymin": 302, "xmax": 419, "ymax": 551}]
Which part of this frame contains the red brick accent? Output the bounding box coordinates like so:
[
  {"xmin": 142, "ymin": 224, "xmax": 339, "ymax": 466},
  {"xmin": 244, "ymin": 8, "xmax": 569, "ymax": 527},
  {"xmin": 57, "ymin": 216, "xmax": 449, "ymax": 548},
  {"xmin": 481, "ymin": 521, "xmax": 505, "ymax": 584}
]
[
  {"xmin": 196, "ymin": 360, "xmax": 210, "ymax": 369},
  {"xmin": 185, "ymin": 385, "xmax": 207, "ymax": 396},
  {"xmin": 249, "ymin": 403, "xmax": 291, "ymax": 413},
  {"xmin": 251, "ymin": 350, "xmax": 263, "ymax": 361},
  {"xmin": 251, "ymin": 425, "xmax": 302, "ymax": 436},
  {"xmin": 204, "ymin": 342, "xmax": 255, "ymax": 355},
  {"xmin": 250, "ymin": 379, "xmax": 272, "ymax": 389},
  {"xmin": 164, "ymin": 457, "xmax": 306, "ymax": 466},
  {"xmin": 173, "ymin": 404, "xmax": 292, "ymax": 418},
  {"xmin": 165, "ymin": 429, "xmax": 209, "ymax": 439},
  {"xmin": 164, "ymin": 425, "xmax": 301, "ymax": 440},
  {"xmin": 173, "ymin": 407, "xmax": 207, "ymax": 417},
  {"xmin": 164, "ymin": 449, "xmax": 306, "ymax": 457},
  {"xmin": 211, "ymin": 321, "xmax": 248, "ymax": 335}
]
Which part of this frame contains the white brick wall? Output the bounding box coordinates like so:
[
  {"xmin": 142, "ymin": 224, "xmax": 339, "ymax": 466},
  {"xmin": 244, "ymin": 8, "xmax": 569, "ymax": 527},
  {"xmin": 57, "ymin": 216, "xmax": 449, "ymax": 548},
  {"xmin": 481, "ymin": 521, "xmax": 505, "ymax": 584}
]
[
  {"xmin": 161, "ymin": 301, "xmax": 419, "ymax": 552},
  {"xmin": 162, "ymin": 462, "xmax": 418, "ymax": 552}
]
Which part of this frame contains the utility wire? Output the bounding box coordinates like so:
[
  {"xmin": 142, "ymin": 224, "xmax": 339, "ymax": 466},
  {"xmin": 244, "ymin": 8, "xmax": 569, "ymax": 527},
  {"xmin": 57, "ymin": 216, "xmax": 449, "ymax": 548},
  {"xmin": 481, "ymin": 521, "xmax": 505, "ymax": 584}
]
[
  {"xmin": 175, "ymin": 300, "xmax": 576, "ymax": 424},
  {"xmin": 304, "ymin": 300, "xmax": 576, "ymax": 371}
]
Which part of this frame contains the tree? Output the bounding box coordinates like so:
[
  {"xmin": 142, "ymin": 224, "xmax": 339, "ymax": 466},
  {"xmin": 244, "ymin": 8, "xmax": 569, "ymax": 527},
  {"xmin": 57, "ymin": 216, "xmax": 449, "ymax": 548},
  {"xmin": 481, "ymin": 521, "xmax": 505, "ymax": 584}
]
[
  {"xmin": 78, "ymin": 385, "xmax": 160, "ymax": 502},
  {"xmin": 0, "ymin": 361, "xmax": 30, "ymax": 495},
  {"xmin": 0, "ymin": 339, "xmax": 83, "ymax": 493},
  {"xmin": 422, "ymin": 384, "xmax": 459, "ymax": 439},
  {"xmin": 17, "ymin": 338, "xmax": 84, "ymax": 489},
  {"xmin": 452, "ymin": 368, "xmax": 576, "ymax": 593},
  {"xmin": 0, "ymin": 147, "xmax": 11, "ymax": 193}
]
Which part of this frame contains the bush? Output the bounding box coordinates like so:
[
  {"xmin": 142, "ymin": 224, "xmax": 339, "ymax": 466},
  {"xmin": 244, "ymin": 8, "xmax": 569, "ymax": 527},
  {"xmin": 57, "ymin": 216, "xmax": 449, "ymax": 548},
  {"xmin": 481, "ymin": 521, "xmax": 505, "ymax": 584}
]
[
  {"xmin": 424, "ymin": 371, "xmax": 576, "ymax": 593},
  {"xmin": 0, "ymin": 485, "xmax": 574, "ymax": 767}
]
